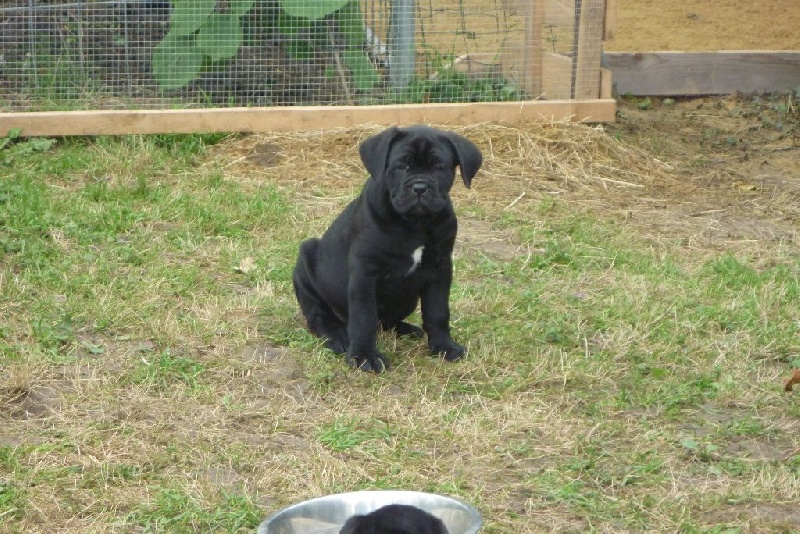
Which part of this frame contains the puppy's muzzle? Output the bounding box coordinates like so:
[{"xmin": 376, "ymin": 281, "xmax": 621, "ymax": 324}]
[{"xmin": 393, "ymin": 177, "xmax": 444, "ymax": 215}]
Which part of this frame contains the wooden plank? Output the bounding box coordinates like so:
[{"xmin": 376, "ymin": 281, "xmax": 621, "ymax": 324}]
[
  {"xmin": 603, "ymin": 0, "xmax": 617, "ymax": 41},
  {"xmin": 606, "ymin": 51, "xmax": 800, "ymax": 96},
  {"xmin": 600, "ymin": 67, "xmax": 613, "ymax": 99},
  {"xmin": 542, "ymin": 52, "xmax": 573, "ymax": 100},
  {"xmin": 500, "ymin": 0, "xmax": 544, "ymax": 97},
  {"xmin": 525, "ymin": 0, "xmax": 545, "ymax": 97},
  {"xmin": 0, "ymin": 100, "xmax": 617, "ymax": 137},
  {"xmin": 571, "ymin": 0, "xmax": 605, "ymax": 99}
]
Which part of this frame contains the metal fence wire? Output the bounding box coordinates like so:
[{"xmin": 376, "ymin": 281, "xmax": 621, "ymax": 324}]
[{"xmin": 0, "ymin": 0, "xmax": 603, "ymax": 111}]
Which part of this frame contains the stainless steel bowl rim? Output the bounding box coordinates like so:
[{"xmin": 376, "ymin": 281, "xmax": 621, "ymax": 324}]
[{"xmin": 259, "ymin": 490, "xmax": 482, "ymax": 534}]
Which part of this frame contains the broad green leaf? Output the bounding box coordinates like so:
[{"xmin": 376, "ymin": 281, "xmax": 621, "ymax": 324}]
[
  {"xmin": 279, "ymin": 0, "xmax": 350, "ymax": 20},
  {"xmin": 170, "ymin": 0, "xmax": 218, "ymax": 36},
  {"xmin": 152, "ymin": 33, "xmax": 204, "ymax": 89},
  {"xmin": 680, "ymin": 437, "xmax": 699, "ymax": 451},
  {"xmin": 0, "ymin": 128, "xmax": 22, "ymax": 150},
  {"xmin": 334, "ymin": 0, "xmax": 366, "ymax": 46},
  {"xmin": 229, "ymin": 0, "xmax": 257, "ymax": 17},
  {"xmin": 343, "ymin": 50, "xmax": 380, "ymax": 91},
  {"xmin": 196, "ymin": 14, "xmax": 243, "ymax": 61},
  {"xmin": 276, "ymin": 12, "xmax": 315, "ymax": 37}
]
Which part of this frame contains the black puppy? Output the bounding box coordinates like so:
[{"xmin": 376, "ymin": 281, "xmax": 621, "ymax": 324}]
[
  {"xmin": 292, "ymin": 125, "xmax": 482, "ymax": 372},
  {"xmin": 339, "ymin": 504, "xmax": 449, "ymax": 534}
]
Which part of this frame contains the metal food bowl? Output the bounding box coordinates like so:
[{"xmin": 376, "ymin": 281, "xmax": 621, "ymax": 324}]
[{"xmin": 258, "ymin": 490, "xmax": 482, "ymax": 534}]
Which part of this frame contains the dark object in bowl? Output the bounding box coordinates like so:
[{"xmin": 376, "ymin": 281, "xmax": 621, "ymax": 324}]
[
  {"xmin": 258, "ymin": 490, "xmax": 482, "ymax": 534},
  {"xmin": 339, "ymin": 503, "xmax": 449, "ymax": 534}
]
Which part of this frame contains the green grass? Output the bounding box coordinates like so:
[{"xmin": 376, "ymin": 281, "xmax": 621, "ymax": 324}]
[
  {"xmin": 317, "ymin": 416, "xmax": 394, "ymax": 452},
  {"xmin": 123, "ymin": 486, "xmax": 263, "ymax": 532},
  {"xmin": 1, "ymin": 126, "xmax": 799, "ymax": 532}
]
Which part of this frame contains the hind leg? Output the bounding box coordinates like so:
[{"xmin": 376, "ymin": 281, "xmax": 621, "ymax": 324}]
[
  {"xmin": 293, "ymin": 239, "xmax": 349, "ymax": 353},
  {"xmin": 380, "ymin": 298, "xmax": 424, "ymax": 340},
  {"xmin": 381, "ymin": 320, "xmax": 424, "ymax": 339}
]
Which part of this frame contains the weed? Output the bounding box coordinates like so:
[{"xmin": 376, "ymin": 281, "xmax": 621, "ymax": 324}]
[
  {"xmin": 0, "ymin": 129, "xmax": 57, "ymax": 164},
  {"xmin": 125, "ymin": 349, "xmax": 206, "ymax": 393},
  {"xmin": 0, "ymin": 481, "xmax": 26, "ymax": 521},
  {"xmin": 317, "ymin": 416, "xmax": 394, "ymax": 452}
]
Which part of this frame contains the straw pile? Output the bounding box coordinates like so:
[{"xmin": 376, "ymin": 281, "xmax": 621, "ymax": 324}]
[
  {"xmin": 213, "ymin": 121, "xmax": 681, "ymax": 220},
  {"xmin": 216, "ymin": 121, "xmax": 799, "ymax": 248},
  {"xmin": 217, "ymin": 122, "xmax": 673, "ymax": 189}
]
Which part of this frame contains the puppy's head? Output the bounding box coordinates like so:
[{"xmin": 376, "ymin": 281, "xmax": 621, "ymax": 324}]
[{"xmin": 359, "ymin": 126, "xmax": 482, "ymax": 217}]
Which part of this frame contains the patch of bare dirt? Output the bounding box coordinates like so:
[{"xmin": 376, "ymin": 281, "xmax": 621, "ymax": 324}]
[
  {"xmin": 455, "ymin": 219, "xmax": 520, "ymax": 261},
  {"xmin": 698, "ymin": 502, "xmax": 800, "ymax": 531},
  {"xmin": 608, "ymin": 0, "xmax": 800, "ymax": 51},
  {"xmin": 238, "ymin": 343, "xmax": 313, "ymax": 401},
  {"xmin": 2, "ymin": 384, "xmax": 65, "ymax": 419},
  {"xmin": 603, "ymin": 94, "xmax": 800, "ymax": 248}
]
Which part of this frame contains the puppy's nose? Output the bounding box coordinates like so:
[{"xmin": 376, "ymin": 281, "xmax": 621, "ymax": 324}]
[{"xmin": 411, "ymin": 181, "xmax": 428, "ymax": 195}]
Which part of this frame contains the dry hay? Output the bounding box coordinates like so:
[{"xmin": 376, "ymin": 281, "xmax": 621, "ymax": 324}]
[
  {"xmin": 213, "ymin": 121, "xmax": 678, "ymax": 218},
  {"xmin": 213, "ymin": 121, "xmax": 754, "ymax": 261},
  {"xmin": 214, "ymin": 121, "xmax": 800, "ymax": 251}
]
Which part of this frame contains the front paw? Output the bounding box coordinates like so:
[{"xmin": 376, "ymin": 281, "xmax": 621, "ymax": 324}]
[
  {"xmin": 430, "ymin": 340, "xmax": 466, "ymax": 362},
  {"xmin": 345, "ymin": 349, "xmax": 389, "ymax": 373}
]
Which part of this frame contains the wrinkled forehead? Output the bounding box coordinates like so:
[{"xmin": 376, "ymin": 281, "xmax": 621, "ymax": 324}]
[{"xmin": 388, "ymin": 132, "xmax": 454, "ymax": 164}]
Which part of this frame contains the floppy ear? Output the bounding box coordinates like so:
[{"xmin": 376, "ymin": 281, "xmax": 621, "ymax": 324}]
[
  {"xmin": 443, "ymin": 132, "xmax": 483, "ymax": 189},
  {"xmin": 359, "ymin": 126, "xmax": 403, "ymax": 180}
]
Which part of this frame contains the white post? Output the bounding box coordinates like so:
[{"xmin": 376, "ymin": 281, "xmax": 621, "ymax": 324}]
[{"xmin": 389, "ymin": 0, "xmax": 415, "ymax": 90}]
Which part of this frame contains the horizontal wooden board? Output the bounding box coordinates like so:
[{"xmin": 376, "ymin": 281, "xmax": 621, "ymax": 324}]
[
  {"xmin": 0, "ymin": 100, "xmax": 616, "ymax": 137},
  {"xmin": 605, "ymin": 51, "xmax": 800, "ymax": 96}
]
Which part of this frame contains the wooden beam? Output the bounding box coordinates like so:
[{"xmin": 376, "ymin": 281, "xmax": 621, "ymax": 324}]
[
  {"xmin": 603, "ymin": 0, "xmax": 617, "ymax": 41},
  {"xmin": 542, "ymin": 52, "xmax": 573, "ymax": 100},
  {"xmin": 0, "ymin": 100, "xmax": 617, "ymax": 137},
  {"xmin": 606, "ymin": 51, "xmax": 800, "ymax": 96},
  {"xmin": 571, "ymin": 0, "xmax": 606, "ymax": 99},
  {"xmin": 600, "ymin": 67, "xmax": 613, "ymax": 99},
  {"xmin": 500, "ymin": 0, "xmax": 544, "ymax": 97},
  {"xmin": 524, "ymin": 0, "xmax": 545, "ymax": 97}
]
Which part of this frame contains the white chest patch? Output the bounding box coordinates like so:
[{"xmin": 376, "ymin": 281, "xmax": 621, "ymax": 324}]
[{"xmin": 408, "ymin": 246, "xmax": 425, "ymax": 275}]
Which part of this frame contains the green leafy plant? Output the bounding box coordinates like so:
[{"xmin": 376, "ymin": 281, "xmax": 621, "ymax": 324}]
[
  {"xmin": 275, "ymin": 0, "xmax": 379, "ymax": 92},
  {"xmin": 152, "ymin": 0, "xmax": 379, "ymax": 93},
  {"xmin": 1, "ymin": 128, "xmax": 56, "ymax": 165},
  {"xmin": 152, "ymin": 0, "xmax": 256, "ymax": 89},
  {"xmin": 0, "ymin": 128, "xmax": 21, "ymax": 152},
  {"xmin": 389, "ymin": 49, "xmax": 522, "ymax": 104}
]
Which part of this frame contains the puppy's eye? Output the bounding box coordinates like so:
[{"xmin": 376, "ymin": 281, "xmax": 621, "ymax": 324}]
[{"xmin": 434, "ymin": 163, "xmax": 445, "ymax": 170}]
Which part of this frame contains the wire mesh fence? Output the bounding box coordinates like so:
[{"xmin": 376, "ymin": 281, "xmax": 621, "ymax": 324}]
[{"xmin": 0, "ymin": 0, "xmax": 606, "ymax": 112}]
